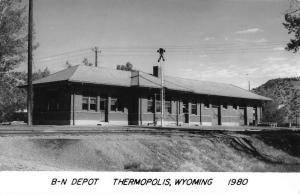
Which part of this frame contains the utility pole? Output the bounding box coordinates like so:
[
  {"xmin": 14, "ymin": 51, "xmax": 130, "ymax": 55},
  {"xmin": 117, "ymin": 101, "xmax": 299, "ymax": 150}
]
[
  {"xmin": 246, "ymin": 73, "xmax": 251, "ymax": 91},
  {"xmin": 157, "ymin": 48, "xmax": 166, "ymax": 127},
  {"xmin": 92, "ymin": 47, "xmax": 100, "ymax": 67},
  {"xmin": 27, "ymin": 0, "xmax": 33, "ymax": 126},
  {"xmin": 248, "ymin": 80, "xmax": 251, "ymax": 91}
]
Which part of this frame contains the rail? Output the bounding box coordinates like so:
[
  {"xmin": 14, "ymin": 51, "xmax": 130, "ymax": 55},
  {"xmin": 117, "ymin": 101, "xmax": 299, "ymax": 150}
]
[{"xmin": 257, "ymin": 122, "xmax": 277, "ymax": 128}]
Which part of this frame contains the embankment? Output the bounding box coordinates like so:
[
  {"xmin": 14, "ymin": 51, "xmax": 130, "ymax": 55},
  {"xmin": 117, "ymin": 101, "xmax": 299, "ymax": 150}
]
[{"xmin": 0, "ymin": 130, "xmax": 299, "ymax": 171}]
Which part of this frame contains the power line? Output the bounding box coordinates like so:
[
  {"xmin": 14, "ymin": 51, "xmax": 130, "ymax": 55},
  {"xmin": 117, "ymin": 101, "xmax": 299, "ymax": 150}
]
[
  {"xmin": 36, "ymin": 52, "xmax": 92, "ymax": 63},
  {"xmin": 99, "ymin": 43, "xmax": 286, "ymax": 52},
  {"xmin": 35, "ymin": 41, "xmax": 287, "ymax": 57},
  {"xmin": 36, "ymin": 48, "xmax": 91, "ymax": 60},
  {"xmin": 33, "ymin": 48, "xmax": 285, "ymax": 63},
  {"xmin": 32, "ymin": 42, "xmax": 290, "ymax": 64},
  {"xmin": 95, "ymin": 41, "xmax": 287, "ymax": 49}
]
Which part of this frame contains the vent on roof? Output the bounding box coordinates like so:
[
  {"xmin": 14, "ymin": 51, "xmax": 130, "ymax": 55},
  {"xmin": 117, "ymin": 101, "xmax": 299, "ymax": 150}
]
[
  {"xmin": 153, "ymin": 66, "xmax": 161, "ymax": 78},
  {"xmin": 131, "ymin": 71, "xmax": 139, "ymax": 86}
]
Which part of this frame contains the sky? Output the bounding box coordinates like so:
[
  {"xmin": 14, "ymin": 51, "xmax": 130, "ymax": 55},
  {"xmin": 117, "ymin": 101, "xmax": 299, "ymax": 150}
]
[{"xmin": 21, "ymin": 0, "xmax": 300, "ymax": 89}]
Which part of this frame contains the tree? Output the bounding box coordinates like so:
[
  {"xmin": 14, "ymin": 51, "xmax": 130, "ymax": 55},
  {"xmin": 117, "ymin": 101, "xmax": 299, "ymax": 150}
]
[
  {"xmin": 0, "ymin": 0, "xmax": 29, "ymax": 122},
  {"xmin": 0, "ymin": 73, "xmax": 26, "ymax": 122},
  {"xmin": 32, "ymin": 67, "xmax": 50, "ymax": 81},
  {"xmin": 283, "ymin": 14, "xmax": 300, "ymax": 52},
  {"xmin": 82, "ymin": 58, "xmax": 93, "ymax": 66},
  {"xmin": 283, "ymin": 0, "xmax": 300, "ymax": 52},
  {"xmin": 0, "ymin": 0, "xmax": 28, "ymax": 72},
  {"xmin": 116, "ymin": 62, "xmax": 134, "ymax": 71},
  {"xmin": 289, "ymin": 88, "xmax": 300, "ymax": 125},
  {"xmin": 0, "ymin": 68, "xmax": 50, "ymax": 122},
  {"xmin": 125, "ymin": 62, "xmax": 133, "ymax": 71},
  {"xmin": 261, "ymin": 101, "xmax": 287, "ymax": 125},
  {"xmin": 0, "ymin": 1, "xmax": 45, "ymax": 123},
  {"xmin": 65, "ymin": 61, "xmax": 72, "ymax": 68}
]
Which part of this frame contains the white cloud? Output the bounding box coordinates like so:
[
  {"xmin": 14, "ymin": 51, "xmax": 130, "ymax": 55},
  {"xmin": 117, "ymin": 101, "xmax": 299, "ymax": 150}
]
[
  {"xmin": 254, "ymin": 38, "xmax": 268, "ymax": 43},
  {"xmin": 261, "ymin": 63, "xmax": 299, "ymax": 77},
  {"xmin": 40, "ymin": 57, "xmax": 54, "ymax": 62},
  {"xmin": 225, "ymin": 0, "xmax": 285, "ymax": 1},
  {"xmin": 234, "ymin": 38, "xmax": 268, "ymax": 43},
  {"xmin": 251, "ymin": 58, "xmax": 300, "ymax": 79},
  {"xmin": 168, "ymin": 53, "xmax": 300, "ymax": 89},
  {"xmin": 263, "ymin": 56, "xmax": 287, "ymax": 62},
  {"xmin": 203, "ymin": 37, "xmax": 215, "ymax": 41},
  {"xmin": 273, "ymin": 47, "xmax": 285, "ymax": 51},
  {"xmin": 175, "ymin": 64, "xmax": 241, "ymax": 85},
  {"xmin": 236, "ymin": 28, "xmax": 263, "ymax": 34}
]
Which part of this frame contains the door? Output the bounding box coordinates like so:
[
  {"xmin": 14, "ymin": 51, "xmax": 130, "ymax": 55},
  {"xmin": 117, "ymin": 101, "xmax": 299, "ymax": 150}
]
[
  {"xmin": 253, "ymin": 107, "xmax": 258, "ymax": 125},
  {"xmin": 212, "ymin": 105, "xmax": 221, "ymax": 125},
  {"xmin": 99, "ymin": 96, "xmax": 108, "ymax": 122},
  {"xmin": 128, "ymin": 96, "xmax": 139, "ymax": 125},
  {"xmin": 183, "ymin": 101, "xmax": 189, "ymax": 123},
  {"xmin": 239, "ymin": 107, "xmax": 247, "ymax": 126}
]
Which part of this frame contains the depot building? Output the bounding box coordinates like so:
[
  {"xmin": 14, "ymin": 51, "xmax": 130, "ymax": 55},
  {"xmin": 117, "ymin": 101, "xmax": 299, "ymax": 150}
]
[{"xmin": 30, "ymin": 65, "xmax": 271, "ymax": 126}]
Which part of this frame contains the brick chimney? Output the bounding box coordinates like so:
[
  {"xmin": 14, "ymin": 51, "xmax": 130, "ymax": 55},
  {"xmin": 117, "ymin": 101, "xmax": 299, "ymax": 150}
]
[{"xmin": 153, "ymin": 66, "xmax": 161, "ymax": 78}]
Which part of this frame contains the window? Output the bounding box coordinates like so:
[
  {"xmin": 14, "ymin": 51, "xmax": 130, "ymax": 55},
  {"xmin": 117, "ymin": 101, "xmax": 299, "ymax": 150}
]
[
  {"xmin": 147, "ymin": 97, "xmax": 154, "ymax": 112},
  {"xmin": 90, "ymin": 97, "xmax": 97, "ymax": 111},
  {"xmin": 48, "ymin": 98, "xmax": 59, "ymax": 111},
  {"xmin": 204, "ymin": 101, "xmax": 210, "ymax": 109},
  {"xmin": 155, "ymin": 94, "xmax": 162, "ymax": 112},
  {"xmin": 191, "ymin": 102, "xmax": 197, "ymax": 115},
  {"xmin": 82, "ymin": 93, "xmax": 97, "ymax": 111},
  {"xmin": 110, "ymin": 97, "xmax": 124, "ymax": 112},
  {"xmin": 47, "ymin": 90, "xmax": 60, "ymax": 111},
  {"xmin": 183, "ymin": 102, "xmax": 188, "ymax": 113},
  {"xmin": 117, "ymin": 99, "xmax": 124, "ymax": 111},
  {"xmin": 82, "ymin": 97, "xmax": 89, "ymax": 110},
  {"xmin": 155, "ymin": 100, "xmax": 161, "ymax": 112},
  {"xmin": 111, "ymin": 98, "xmax": 117, "ymax": 111},
  {"xmin": 165, "ymin": 101, "xmax": 171, "ymax": 114},
  {"xmin": 100, "ymin": 98, "xmax": 106, "ymax": 111},
  {"xmin": 233, "ymin": 104, "xmax": 238, "ymax": 110}
]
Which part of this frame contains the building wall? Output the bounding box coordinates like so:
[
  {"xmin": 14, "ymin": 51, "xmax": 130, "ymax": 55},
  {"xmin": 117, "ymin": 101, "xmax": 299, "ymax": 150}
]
[
  {"xmin": 33, "ymin": 83, "xmax": 71, "ymax": 125},
  {"xmin": 71, "ymin": 84, "xmax": 130, "ymax": 125},
  {"xmin": 33, "ymin": 83, "xmax": 264, "ymax": 126},
  {"xmin": 220, "ymin": 105, "xmax": 239, "ymax": 126},
  {"xmin": 201, "ymin": 103, "xmax": 213, "ymax": 126},
  {"xmin": 135, "ymin": 90, "xmax": 263, "ymax": 127}
]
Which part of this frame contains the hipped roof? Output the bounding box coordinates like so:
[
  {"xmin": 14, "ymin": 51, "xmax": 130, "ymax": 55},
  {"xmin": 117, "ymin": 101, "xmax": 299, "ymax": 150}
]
[{"xmin": 33, "ymin": 65, "xmax": 271, "ymax": 101}]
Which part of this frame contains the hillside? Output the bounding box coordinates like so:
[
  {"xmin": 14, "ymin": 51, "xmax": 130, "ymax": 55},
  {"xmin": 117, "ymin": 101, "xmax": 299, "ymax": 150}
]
[
  {"xmin": 253, "ymin": 77, "xmax": 300, "ymax": 124},
  {"xmin": 0, "ymin": 130, "xmax": 299, "ymax": 171}
]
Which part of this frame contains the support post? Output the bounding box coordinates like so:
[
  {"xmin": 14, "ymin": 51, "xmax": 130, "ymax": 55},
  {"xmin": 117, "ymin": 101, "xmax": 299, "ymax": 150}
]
[
  {"xmin": 71, "ymin": 89, "xmax": 75, "ymax": 125},
  {"xmin": 139, "ymin": 97, "xmax": 142, "ymax": 125},
  {"xmin": 176, "ymin": 101, "xmax": 179, "ymax": 126}
]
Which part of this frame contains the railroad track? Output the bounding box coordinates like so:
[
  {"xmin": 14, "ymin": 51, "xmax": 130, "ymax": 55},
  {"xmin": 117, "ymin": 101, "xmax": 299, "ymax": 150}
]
[
  {"xmin": 0, "ymin": 126, "xmax": 297, "ymax": 137},
  {"xmin": 0, "ymin": 127, "xmax": 233, "ymax": 138}
]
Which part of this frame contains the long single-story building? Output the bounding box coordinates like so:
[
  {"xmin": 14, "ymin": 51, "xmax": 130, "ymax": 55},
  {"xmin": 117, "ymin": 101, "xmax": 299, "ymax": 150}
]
[{"xmin": 31, "ymin": 65, "xmax": 271, "ymax": 126}]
